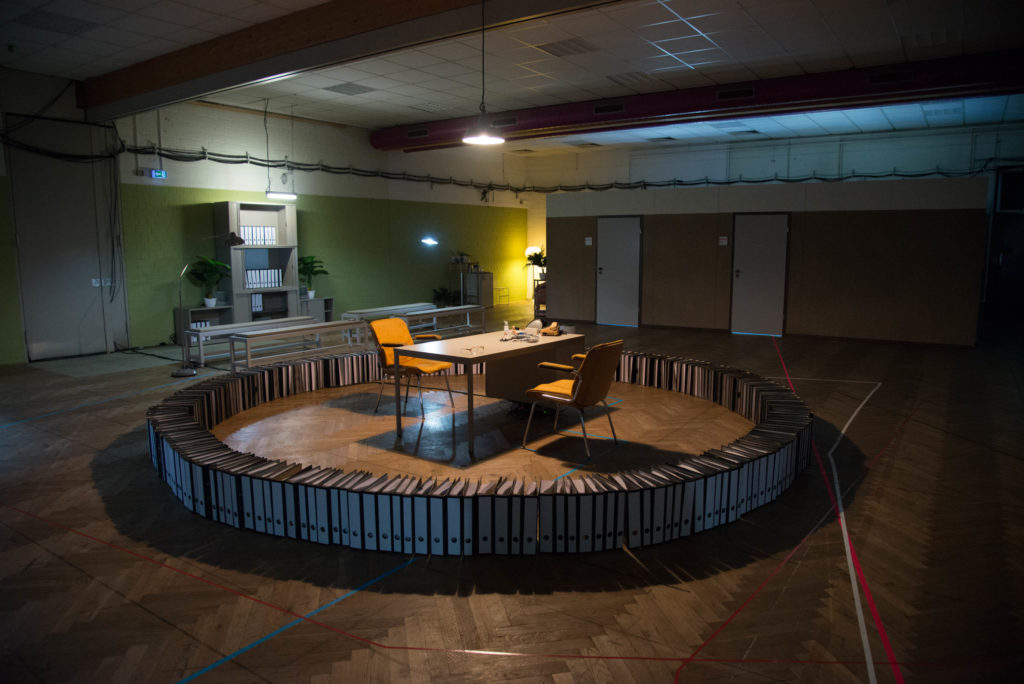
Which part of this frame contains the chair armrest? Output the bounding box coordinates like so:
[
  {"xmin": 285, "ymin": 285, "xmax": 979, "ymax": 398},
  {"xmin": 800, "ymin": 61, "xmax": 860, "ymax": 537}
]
[
  {"xmin": 538, "ymin": 361, "xmax": 575, "ymax": 373},
  {"xmin": 571, "ymin": 353, "xmax": 586, "ymax": 361},
  {"xmin": 414, "ymin": 334, "xmax": 442, "ymax": 340},
  {"xmin": 380, "ymin": 342, "xmax": 403, "ymax": 347}
]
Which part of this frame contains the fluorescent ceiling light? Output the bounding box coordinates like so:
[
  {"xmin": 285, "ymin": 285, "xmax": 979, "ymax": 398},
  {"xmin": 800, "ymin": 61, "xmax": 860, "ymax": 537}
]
[
  {"xmin": 421, "ymin": 237, "xmax": 438, "ymax": 245},
  {"xmin": 266, "ymin": 191, "xmax": 297, "ymax": 200}
]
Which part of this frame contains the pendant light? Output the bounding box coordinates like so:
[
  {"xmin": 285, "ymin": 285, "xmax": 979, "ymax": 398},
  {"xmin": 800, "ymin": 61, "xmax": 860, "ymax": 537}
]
[
  {"xmin": 462, "ymin": 0, "xmax": 504, "ymax": 145},
  {"xmin": 264, "ymin": 99, "xmax": 298, "ymax": 200}
]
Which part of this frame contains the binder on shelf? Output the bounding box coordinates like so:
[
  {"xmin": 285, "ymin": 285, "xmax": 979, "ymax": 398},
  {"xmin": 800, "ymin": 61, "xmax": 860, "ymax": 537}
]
[
  {"xmin": 347, "ymin": 475, "xmax": 366, "ymax": 549},
  {"xmin": 463, "ymin": 480, "xmax": 477, "ymax": 556},
  {"xmin": 586, "ymin": 477, "xmax": 606, "ymax": 552},
  {"xmin": 554, "ymin": 478, "xmax": 568, "ymax": 553},
  {"xmin": 314, "ymin": 481, "xmax": 331, "ymax": 544},
  {"xmin": 494, "ymin": 479, "xmax": 512, "ymax": 555},
  {"xmin": 377, "ymin": 479, "xmax": 393, "ymax": 553},
  {"xmin": 538, "ymin": 480, "xmax": 555, "ymax": 553},
  {"xmin": 446, "ymin": 480, "xmax": 465, "ymax": 556},
  {"xmin": 566, "ymin": 478, "xmax": 579, "ymax": 553},
  {"xmin": 360, "ymin": 475, "xmax": 389, "ymax": 551},
  {"xmin": 576, "ymin": 478, "xmax": 594, "ymax": 553},
  {"xmin": 430, "ymin": 479, "xmax": 453, "ymax": 556},
  {"xmin": 401, "ymin": 478, "xmax": 417, "ymax": 554},
  {"xmin": 240, "ymin": 474, "xmax": 255, "ymax": 530},
  {"xmin": 522, "ymin": 482, "xmax": 538, "ymax": 555},
  {"xmin": 413, "ymin": 479, "xmax": 432, "ymax": 555},
  {"xmin": 622, "ymin": 473, "xmax": 644, "ymax": 548},
  {"xmin": 477, "ymin": 480, "xmax": 495, "ymax": 555},
  {"xmin": 510, "ymin": 480, "xmax": 524, "ymax": 555},
  {"xmin": 283, "ymin": 476, "xmax": 300, "ymax": 538}
]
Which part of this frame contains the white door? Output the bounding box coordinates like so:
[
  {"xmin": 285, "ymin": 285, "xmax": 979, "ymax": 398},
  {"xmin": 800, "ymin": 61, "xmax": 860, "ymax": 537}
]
[
  {"xmin": 731, "ymin": 214, "xmax": 789, "ymax": 336},
  {"xmin": 596, "ymin": 216, "xmax": 641, "ymax": 327},
  {"xmin": 7, "ymin": 116, "xmax": 128, "ymax": 359}
]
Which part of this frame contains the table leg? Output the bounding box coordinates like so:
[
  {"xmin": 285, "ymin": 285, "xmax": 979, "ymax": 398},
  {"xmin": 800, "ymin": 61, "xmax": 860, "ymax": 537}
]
[
  {"xmin": 394, "ymin": 351, "xmax": 403, "ymax": 437},
  {"xmin": 466, "ymin": 362, "xmax": 475, "ymax": 457}
]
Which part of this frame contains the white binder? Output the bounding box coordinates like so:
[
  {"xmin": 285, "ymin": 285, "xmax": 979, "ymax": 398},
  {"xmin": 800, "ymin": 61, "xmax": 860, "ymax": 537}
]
[
  {"xmin": 510, "ymin": 480, "xmax": 523, "ymax": 555},
  {"xmin": 538, "ymin": 480, "xmax": 555, "ymax": 553},
  {"xmin": 522, "ymin": 482, "xmax": 538, "ymax": 555},
  {"xmin": 446, "ymin": 480, "xmax": 465, "ymax": 556},
  {"xmin": 577, "ymin": 478, "xmax": 593, "ymax": 553},
  {"xmin": 477, "ymin": 481, "xmax": 495, "ymax": 555},
  {"xmin": 494, "ymin": 479, "xmax": 512, "ymax": 555},
  {"xmin": 463, "ymin": 480, "xmax": 478, "ymax": 556},
  {"xmin": 413, "ymin": 480, "xmax": 431, "ymax": 555},
  {"xmin": 240, "ymin": 475, "xmax": 255, "ymax": 530},
  {"xmin": 430, "ymin": 480, "xmax": 452, "ymax": 556}
]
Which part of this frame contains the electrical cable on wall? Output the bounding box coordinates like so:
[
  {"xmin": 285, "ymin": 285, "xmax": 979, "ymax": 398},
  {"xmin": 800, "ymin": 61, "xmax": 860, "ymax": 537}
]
[{"xmin": 2, "ymin": 116, "xmax": 1023, "ymax": 194}]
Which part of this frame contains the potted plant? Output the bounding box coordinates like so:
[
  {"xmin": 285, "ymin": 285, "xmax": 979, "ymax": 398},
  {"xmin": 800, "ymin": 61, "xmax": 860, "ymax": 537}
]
[
  {"xmin": 525, "ymin": 246, "xmax": 547, "ymax": 279},
  {"xmin": 188, "ymin": 255, "xmax": 230, "ymax": 307},
  {"xmin": 298, "ymin": 255, "xmax": 329, "ymax": 299}
]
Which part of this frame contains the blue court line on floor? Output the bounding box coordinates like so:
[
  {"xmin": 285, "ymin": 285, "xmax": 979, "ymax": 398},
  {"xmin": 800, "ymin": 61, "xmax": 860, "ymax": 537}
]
[
  {"xmin": 0, "ymin": 372, "xmax": 219, "ymax": 431},
  {"xmin": 178, "ymin": 556, "xmax": 416, "ymax": 683}
]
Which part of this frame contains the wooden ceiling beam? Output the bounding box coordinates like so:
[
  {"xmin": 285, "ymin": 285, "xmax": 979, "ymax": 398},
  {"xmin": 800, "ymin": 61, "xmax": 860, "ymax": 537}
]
[{"xmin": 78, "ymin": 0, "xmax": 619, "ymax": 122}]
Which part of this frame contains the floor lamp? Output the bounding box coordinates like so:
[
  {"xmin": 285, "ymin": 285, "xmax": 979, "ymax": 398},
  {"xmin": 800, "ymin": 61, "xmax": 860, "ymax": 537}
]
[{"xmin": 171, "ymin": 263, "xmax": 197, "ymax": 377}]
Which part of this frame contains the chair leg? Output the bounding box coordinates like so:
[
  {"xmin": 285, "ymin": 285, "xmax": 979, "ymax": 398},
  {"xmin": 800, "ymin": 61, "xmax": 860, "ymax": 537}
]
[
  {"xmin": 403, "ymin": 376, "xmax": 412, "ymax": 412},
  {"xmin": 373, "ymin": 375, "xmax": 388, "ymax": 413},
  {"xmin": 416, "ymin": 375, "xmax": 425, "ymax": 418},
  {"xmin": 442, "ymin": 372, "xmax": 454, "ymax": 406},
  {"xmin": 602, "ymin": 399, "xmax": 618, "ymax": 444},
  {"xmin": 552, "ymin": 405, "xmax": 561, "ymax": 433},
  {"xmin": 578, "ymin": 408, "xmax": 592, "ymax": 460},
  {"xmin": 522, "ymin": 401, "xmax": 538, "ymax": 448}
]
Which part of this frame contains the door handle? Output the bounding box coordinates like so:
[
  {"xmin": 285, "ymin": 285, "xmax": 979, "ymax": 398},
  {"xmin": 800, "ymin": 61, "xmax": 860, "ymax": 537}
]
[
  {"xmin": 597, "ymin": 266, "xmax": 604, "ymax": 274},
  {"xmin": 734, "ymin": 269, "xmax": 742, "ymax": 278}
]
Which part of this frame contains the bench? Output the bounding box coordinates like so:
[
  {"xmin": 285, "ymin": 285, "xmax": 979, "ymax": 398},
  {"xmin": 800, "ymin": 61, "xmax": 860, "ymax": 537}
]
[
  {"xmin": 339, "ymin": 302, "xmax": 437, "ymax": 344},
  {"xmin": 227, "ymin": 319, "xmax": 368, "ymax": 370},
  {"xmin": 185, "ymin": 316, "xmax": 317, "ymax": 366},
  {"xmin": 401, "ymin": 304, "xmax": 486, "ymax": 337}
]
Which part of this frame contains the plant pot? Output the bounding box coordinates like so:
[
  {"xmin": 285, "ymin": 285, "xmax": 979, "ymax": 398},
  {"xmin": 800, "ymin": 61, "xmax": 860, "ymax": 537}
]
[
  {"xmin": 307, "ymin": 290, "xmax": 316, "ymax": 299},
  {"xmin": 203, "ymin": 297, "xmax": 217, "ymax": 308}
]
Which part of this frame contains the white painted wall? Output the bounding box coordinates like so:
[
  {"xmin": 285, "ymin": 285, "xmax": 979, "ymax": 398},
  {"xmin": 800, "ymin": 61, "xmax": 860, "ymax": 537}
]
[{"xmin": 545, "ymin": 125, "xmax": 1024, "ymax": 216}]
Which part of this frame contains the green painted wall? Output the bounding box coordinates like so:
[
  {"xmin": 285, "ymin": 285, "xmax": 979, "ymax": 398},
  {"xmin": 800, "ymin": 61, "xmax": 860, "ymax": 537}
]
[
  {"xmin": 0, "ymin": 177, "xmax": 27, "ymax": 365},
  {"xmin": 121, "ymin": 184, "xmax": 527, "ymax": 348}
]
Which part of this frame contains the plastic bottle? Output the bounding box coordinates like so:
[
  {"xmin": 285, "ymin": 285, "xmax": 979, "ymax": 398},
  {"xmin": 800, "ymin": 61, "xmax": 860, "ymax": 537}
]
[{"xmin": 503, "ymin": 320, "xmax": 509, "ymax": 338}]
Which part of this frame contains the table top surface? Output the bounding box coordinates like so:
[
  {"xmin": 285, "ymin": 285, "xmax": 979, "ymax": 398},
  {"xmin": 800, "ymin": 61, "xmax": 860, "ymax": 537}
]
[{"xmin": 397, "ymin": 331, "xmax": 584, "ymax": 363}]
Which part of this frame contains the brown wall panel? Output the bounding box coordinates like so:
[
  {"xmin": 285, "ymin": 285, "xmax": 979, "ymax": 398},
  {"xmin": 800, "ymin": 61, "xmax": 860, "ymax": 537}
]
[
  {"xmin": 547, "ymin": 216, "xmax": 597, "ymax": 321},
  {"xmin": 642, "ymin": 214, "xmax": 733, "ymax": 329},
  {"xmin": 786, "ymin": 209, "xmax": 987, "ymax": 345}
]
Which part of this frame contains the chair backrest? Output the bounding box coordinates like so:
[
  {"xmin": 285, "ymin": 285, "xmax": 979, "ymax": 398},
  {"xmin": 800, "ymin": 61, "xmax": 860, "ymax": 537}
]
[
  {"xmin": 571, "ymin": 339, "xmax": 623, "ymax": 406},
  {"xmin": 369, "ymin": 318, "xmax": 414, "ymax": 366}
]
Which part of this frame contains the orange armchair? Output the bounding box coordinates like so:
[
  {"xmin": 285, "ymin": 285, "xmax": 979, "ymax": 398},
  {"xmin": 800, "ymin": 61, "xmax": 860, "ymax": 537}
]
[
  {"xmin": 521, "ymin": 339, "xmax": 623, "ymax": 458},
  {"xmin": 369, "ymin": 318, "xmax": 454, "ymax": 416}
]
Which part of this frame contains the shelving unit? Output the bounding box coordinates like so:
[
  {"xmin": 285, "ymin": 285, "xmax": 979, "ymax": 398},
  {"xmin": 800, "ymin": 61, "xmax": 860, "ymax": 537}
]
[
  {"xmin": 174, "ymin": 306, "xmax": 231, "ymax": 344},
  {"xmin": 214, "ymin": 201, "xmax": 300, "ymax": 325},
  {"xmin": 300, "ymin": 297, "xmax": 334, "ymax": 322}
]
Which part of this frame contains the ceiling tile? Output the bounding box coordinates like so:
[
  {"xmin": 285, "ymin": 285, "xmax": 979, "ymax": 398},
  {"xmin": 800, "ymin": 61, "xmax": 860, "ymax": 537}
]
[
  {"xmin": 108, "ymin": 12, "xmax": 182, "ymax": 37},
  {"xmin": 44, "ymin": 0, "xmax": 126, "ymax": 23}
]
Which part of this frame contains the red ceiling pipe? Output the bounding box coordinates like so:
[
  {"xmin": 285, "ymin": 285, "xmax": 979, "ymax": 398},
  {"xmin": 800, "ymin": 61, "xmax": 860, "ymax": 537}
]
[{"xmin": 369, "ymin": 50, "xmax": 1024, "ymax": 151}]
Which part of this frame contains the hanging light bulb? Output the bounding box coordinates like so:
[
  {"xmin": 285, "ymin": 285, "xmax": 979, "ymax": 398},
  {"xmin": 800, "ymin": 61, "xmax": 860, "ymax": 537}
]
[{"xmin": 463, "ymin": 0, "xmax": 504, "ymax": 146}]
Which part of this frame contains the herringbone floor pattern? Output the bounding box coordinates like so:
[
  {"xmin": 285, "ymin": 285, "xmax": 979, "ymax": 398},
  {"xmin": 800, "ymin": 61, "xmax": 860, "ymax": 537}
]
[{"xmin": 1, "ymin": 302, "xmax": 1021, "ymax": 683}]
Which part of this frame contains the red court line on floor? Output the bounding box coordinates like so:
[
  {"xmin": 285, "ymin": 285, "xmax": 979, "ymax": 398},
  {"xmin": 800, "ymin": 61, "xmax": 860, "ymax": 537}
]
[
  {"xmin": 1, "ymin": 502, "xmax": 969, "ymax": 675},
  {"xmin": 773, "ymin": 336, "xmax": 904, "ymax": 683}
]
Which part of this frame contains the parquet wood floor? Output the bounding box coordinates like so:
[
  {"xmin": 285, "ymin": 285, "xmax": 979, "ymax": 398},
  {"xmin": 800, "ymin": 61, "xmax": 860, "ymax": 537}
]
[
  {"xmin": 1, "ymin": 303, "xmax": 1021, "ymax": 683},
  {"xmin": 211, "ymin": 377, "xmax": 753, "ymax": 483}
]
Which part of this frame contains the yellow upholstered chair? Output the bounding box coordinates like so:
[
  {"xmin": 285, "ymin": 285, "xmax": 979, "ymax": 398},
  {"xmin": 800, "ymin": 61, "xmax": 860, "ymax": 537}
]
[
  {"xmin": 369, "ymin": 318, "xmax": 454, "ymax": 416},
  {"xmin": 521, "ymin": 339, "xmax": 623, "ymax": 458}
]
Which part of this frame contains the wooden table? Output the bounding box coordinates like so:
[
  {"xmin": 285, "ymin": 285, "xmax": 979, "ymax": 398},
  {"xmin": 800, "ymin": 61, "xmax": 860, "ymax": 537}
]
[{"xmin": 394, "ymin": 331, "xmax": 584, "ymax": 456}]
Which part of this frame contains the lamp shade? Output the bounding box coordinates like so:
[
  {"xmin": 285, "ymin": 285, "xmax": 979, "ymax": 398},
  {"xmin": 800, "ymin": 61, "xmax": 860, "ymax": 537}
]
[{"xmin": 462, "ymin": 114, "xmax": 504, "ymax": 145}]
